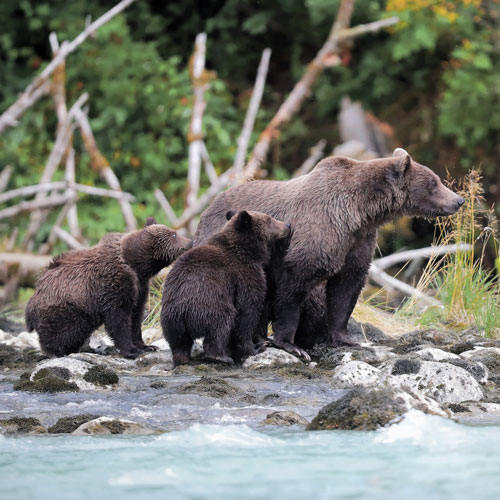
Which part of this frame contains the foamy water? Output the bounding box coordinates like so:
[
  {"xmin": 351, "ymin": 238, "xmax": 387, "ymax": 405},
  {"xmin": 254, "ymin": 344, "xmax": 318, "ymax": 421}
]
[{"xmin": 1, "ymin": 412, "xmax": 500, "ymax": 499}]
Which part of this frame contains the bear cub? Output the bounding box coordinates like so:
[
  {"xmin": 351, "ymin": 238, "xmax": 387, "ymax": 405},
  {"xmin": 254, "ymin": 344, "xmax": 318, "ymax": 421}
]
[
  {"xmin": 161, "ymin": 210, "xmax": 290, "ymax": 366},
  {"xmin": 25, "ymin": 220, "xmax": 191, "ymax": 358}
]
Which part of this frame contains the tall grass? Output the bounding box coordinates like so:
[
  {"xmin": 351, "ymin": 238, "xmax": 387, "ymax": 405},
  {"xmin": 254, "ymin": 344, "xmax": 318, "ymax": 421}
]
[{"xmin": 398, "ymin": 170, "xmax": 500, "ymax": 336}]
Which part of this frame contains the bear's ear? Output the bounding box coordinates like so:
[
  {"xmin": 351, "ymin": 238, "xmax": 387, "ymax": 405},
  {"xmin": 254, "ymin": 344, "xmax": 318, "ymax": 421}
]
[
  {"xmin": 225, "ymin": 211, "xmax": 236, "ymax": 221},
  {"xmin": 392, "ymin": 148, "xmax": 411, "ymax": 176},
  {"xmin": 234, "ymin": 210, "xmax": 252, "ymax": 230},
  {"xmin": 145, "ymin": 216, "xmax": 157, "ymax": 227}
]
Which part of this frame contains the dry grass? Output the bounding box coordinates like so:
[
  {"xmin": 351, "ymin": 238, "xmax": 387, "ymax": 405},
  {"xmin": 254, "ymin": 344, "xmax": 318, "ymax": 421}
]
[{"xmin": 398, "ymin": 170, "xmax": 500, "ymax": 337}]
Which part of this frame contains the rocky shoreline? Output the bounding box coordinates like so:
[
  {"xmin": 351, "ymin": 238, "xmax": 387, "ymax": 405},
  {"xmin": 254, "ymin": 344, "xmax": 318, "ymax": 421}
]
[{"xmin": 2, "ymin": 319, "xmax": 500, "ymax": 436}]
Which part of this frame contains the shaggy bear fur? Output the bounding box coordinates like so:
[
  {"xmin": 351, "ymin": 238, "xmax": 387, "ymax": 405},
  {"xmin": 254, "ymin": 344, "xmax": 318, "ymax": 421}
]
[
  {"xmin": 25, "ymin": 221, "xmax": 191, "ymax": 358},
  {"xmin": 161, "ymin": 210, "xmax": 290, "ymax": 366},
  {"xmin": 194, "ymin": 149, "xmax": 464, "ymax": 359}
]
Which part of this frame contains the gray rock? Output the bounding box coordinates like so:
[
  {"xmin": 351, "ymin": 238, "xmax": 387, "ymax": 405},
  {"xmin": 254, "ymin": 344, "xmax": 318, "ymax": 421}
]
[
  {"xmin": 442, "ymin": 358, "xmax": 488, "ymax": 384},
  {"xmin": 460, "ymin": 348, "xmax": 500, "ymax": 375},
  {"xmin": 0, "ymin": 417, "xmax": 47, "ymax": 434},
  {"xmin": 72, "ymin": 416, "xmax": 156, "ymax": 436},
  {"xmin": 381, "ymin": 359, "xmax": 483, "ymax": 404},
  {"xmin": 332, "ymin": 361, "xmax": 383, "ymax": 387},
  {"xmin": 243, "ymin": 348, "xmax": 301, "ymax": 369},
  {"xmin": 263, "ymin": 411, "xmax": 309, "ymax": 426},
  {"xmin": 414, "ymin": 347, "xmax": 460, "ymax": 362},
  {"xmin": 307, "ymin": 387, "xmax": 406, "ymax": 430}
]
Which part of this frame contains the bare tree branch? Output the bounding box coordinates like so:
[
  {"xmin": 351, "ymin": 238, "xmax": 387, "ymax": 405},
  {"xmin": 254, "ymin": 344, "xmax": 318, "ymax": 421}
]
[
  {"xmin": 242, "ymin": 0, "xmax": 356, "ymax": 180},
  {"xmin": 74, "ymin": 107, "xmax": 136, "ymax": 231},
  {"xmin": 74, "ymin": 183, "xmax": 135, "ymax": 201},
  {"xmin": 369, "ymin": 263, "xmax": 441, "ymax": 307},
  {"xmin": 200, "ymin": 142, "xmax": 219, "ymax": 186},
  {"xmin": 0, "ymin": 0, "xmax": 136, "ymax": 134},
  {"xmin": 337, "ymin": 16, "xmax": 399, "ymax": 42},
  {"xmin": 64, "ymin": 148, "xmax": 80, "ymax": 239},
  {"xmin": 155, "ymin": 189, "xmax": 179, "ymax": 226},
  {"xmin": 373, "ymin": 244, "xmax": 473, "ymax": 270},
  {"xmin": 52, "ymin": 226, "xmax": 85, "ymax": 250},
  {"xmin": 0, "ymin": 166, "xmax": 13, "ymax": 193},
  {"xmin": 293, "ymin": 139, "xmax": 327, "ymax": 178},
  {"xmin": 232, "ymin": 48, "xmax": 271, "ymax": 175},
  {"xmin": 186, "ymin": 33, "xmax": 208, "ymax": 234},
  {"xmin": 0, "ymin": 182, "xmax": 67, "ymax": 205},
  {"xmin": 0, "ymin": 193, "xmax": 74, "ymax": 221}
]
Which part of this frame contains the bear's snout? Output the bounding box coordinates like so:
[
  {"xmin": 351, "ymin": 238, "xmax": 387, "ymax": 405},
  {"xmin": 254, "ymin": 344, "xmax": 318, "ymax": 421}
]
[{"xmin": 178, "ymin": 235, "xmax": 193, "ymax": 251}]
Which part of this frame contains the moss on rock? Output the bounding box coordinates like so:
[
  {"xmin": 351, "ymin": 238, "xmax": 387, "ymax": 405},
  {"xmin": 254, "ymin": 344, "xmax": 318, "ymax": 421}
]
[
  {"xmin": 48, "ymin": 414, "xmax": 100, "ymax": 434},
  {"xmin": 14, "ymin": 367, "xmax": 79, "ymax": 393},
  {"xmin": 391, "ymin": 359, "xmax": 421, "ymax": 375},
  {"xmin": 0, "ymin": 344, "xmax": 45, "ymax": 369},
  {"xmin": 178, "ymin": 376, "xmax": 239, "ymax": 398},
  {"xmin": 83, "ymin": 365, "xmax": 119, "ymax": 386},
  {"xmin": 307, "ymin": 387, "xmax": 406, "ymax": 431},
  {"xmin": 0, "ymin": 417, "xmax": 47, "ymax": 434}
]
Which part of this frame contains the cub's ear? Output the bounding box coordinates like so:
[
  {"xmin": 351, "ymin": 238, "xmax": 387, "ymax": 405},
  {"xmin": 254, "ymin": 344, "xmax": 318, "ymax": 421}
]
[
  {"xmin": 145, "ymin": 217, "xmax": 157, "ymax": 227},
  {"xmin": 225, "ymin": 211, "xmax": 236, "ymax": 221},
  {"xmin": 392, "ymin": 148, "xmax": 411, "ymax": 176},
  {"xmin": 235, "ymin": 210, "xmax": 252, "ymax": 230}
]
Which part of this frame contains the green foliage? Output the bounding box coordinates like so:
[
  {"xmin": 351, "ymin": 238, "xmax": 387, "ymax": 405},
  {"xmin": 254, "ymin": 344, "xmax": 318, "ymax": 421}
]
[
  {"xmin": 0, "ymin": 0, "xmax": 498, "ymax": 249},
  {"xmin": 399, "ymin": 171, "xmax": 500, "ymax": 337}
]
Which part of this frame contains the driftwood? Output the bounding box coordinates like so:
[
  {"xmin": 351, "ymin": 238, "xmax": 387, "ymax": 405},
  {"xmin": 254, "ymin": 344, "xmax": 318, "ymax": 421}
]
[
  {"xmin": 293, "ymin": 140, "xmax": 327, "ymax": 178},
  {"xmin": 74, "ymin": 107, "xmax": 136, "ymax": 231},
  {"xmin": 185, "ymin": 33, "xmax": 208, "ymax": 234},
  {"xmin": 0, "ymin": 0, "xmax": 137, "ymax": 134},
  {"xmin": 0, "ymin": 193, "xmax": 74, "ymax": 221},
  {"xmin": 232, "ymin": 48, "xmax": 272, "ymax": 175},
  {"xmin": 0, "ymin": 166, "xmax": 13, "ymax": 193}
]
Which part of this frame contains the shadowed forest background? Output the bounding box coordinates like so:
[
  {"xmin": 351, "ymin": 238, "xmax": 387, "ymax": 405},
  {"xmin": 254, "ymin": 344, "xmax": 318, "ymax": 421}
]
[{"xmin": 0, "ymin": 0, "xmax": 499, "ymax": 322}]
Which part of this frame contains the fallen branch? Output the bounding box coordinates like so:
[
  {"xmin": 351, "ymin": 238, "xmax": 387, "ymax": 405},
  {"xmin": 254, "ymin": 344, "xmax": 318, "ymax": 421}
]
[
  {"xmin": 0, "ymin": 166, "xmax": 13, "ymax": 193},
  {"xmin": 0, "ymin": 0, "xmax": 136, "ymax": 134},
  {"xmin": 369, "ymin": 263, "xmax": 441, "ymax": 307},
  {"xmin": 293, "ymin": 139, "xmax": 327, "ymax": 178},
  {"xmin": 75, "ymin": 107, "xmax": 136, "ymax": 231},
  {"xmin": 52, "ymin": 226, "xmax": 85, "ymax": 250},
  {"xmin": 232, "ymin": 48, "xmax": 271, "ymax": 175},
  {"xmin": 0, "ymin": 253, "xmax": 52, "ymax": 287},
  {"xmin": 0, "ymin": 193, "xmax": 73, "ymax": 221},
  {"xmin": 0, "ymin": 182, "xmax": 67, "ymax": 205},
  {"xmin": 242, "ymin": 0, "xmax": 356, "ymax": 180},
  {"xmin": 64, "ymin": 148, "xmax": 80, "ymax": 239},
  {"xmin": 373, "ymin": 244, "xmax": 473, "ymax": 270},
  {"xmin": 186, "ymin": 33, "xmax": 208, "ymax": 234},
  {"xmin": 155, "ymin": 189, "xmax": 179, "ymax": 226}
]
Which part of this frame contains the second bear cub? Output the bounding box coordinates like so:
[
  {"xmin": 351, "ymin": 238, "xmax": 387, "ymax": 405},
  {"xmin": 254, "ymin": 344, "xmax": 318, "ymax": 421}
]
[
  {"xmin": 161, "ymin": 210, "xmax": 290, "ymax": 366},
  {"xmin": 26, "ymin": 220, "xmax": 191, "ymax": 358}
]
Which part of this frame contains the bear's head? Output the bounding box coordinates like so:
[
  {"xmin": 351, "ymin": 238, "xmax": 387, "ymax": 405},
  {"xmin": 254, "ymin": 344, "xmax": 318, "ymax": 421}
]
[
  {"xmin": 225, "ymin": 210, "xmax": 291, "ymax": 245},
  {"xmin": 121, "ymin": 224, "xmax": 192, "ymax": 278},
  {"xmin": 390, "ymin": 148, "xmax": 464, "ymax": 218}
]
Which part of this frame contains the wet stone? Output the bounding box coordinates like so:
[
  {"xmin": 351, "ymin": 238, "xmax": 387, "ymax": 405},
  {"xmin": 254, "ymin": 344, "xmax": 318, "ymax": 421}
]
[
  {"xmin": 450, "ymin": 341, "xmax": 475, "ymax": 355},
  {"xmin": 263, "ymin": 411, "xmax": 309, "ymax": 426},
  {"xmin": 48, "ymin": 414, "xmax": 100, "ymax": 434},
  {"xmin": 0, "ymin": 417, "xmax": 47, "ymax": 434},
  {"xmin": 307, "ymin": 387, "xmax": 406, "ymax": 431},
  {"xmin": 448, "ymin": 403, "xmax": 470, "ymax": 414},
  {"xmin": 14, "ymin": 367, "xmax": 79, "ymax": 393},
  {"xmin": 178, "ymin": 376, "xmax": 240, "ymax": 398},
  {"xmin": 391, "ymin": 359, "xmax": 421, "ymax": 375},
  {"xmin": 83, "ymin": 365, "xmax": 119, "ymax": 386}
]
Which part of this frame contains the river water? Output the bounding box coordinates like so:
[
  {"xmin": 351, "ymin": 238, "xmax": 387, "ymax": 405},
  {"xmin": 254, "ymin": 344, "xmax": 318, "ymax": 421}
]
[{"xmin": 1, "ymin": 410, "xmax": 499, "ymax": 500}]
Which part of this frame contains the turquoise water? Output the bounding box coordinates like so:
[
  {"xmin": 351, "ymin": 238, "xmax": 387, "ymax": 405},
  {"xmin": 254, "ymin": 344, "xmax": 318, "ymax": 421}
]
[{"xmin": 1, "ymin": 410, "xmax": 499, "ymax": 500}]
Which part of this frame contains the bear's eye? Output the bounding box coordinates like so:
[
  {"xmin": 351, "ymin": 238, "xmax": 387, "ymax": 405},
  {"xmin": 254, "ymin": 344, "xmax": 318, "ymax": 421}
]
[
  {"xmin": 431, "ymin": 179, "xmax": 438, "ymax": 189},
  {"xmin": 173, "ymin": 233, "xmax": 177, "ymax": 238}
]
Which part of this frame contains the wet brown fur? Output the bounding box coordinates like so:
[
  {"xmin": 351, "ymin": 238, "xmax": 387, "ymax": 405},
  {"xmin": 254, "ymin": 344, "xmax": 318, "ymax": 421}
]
[
  {"xmin": 25, "ymin": 222, "xmax": 191, "ymax": 358},
  {"xmin": 194, "ymin": 151, "xmax": 464, "ymax": 357},
  {"xmin": 161, "ymin": 211, "xmax": 290, "ymax": 366}
]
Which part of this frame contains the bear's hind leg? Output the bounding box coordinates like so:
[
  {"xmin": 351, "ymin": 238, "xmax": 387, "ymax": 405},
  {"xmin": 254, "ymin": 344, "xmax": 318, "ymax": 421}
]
[
  {"xmin": 37, "ymin": 306, "xmax": 95, "ymax": 357},
  {"xmin": 104, "ymin": 308, "xmax": 139, "ymax": 359},
  {"xmin": 203, "ymin": 313, "xmax": 235, "ymax": 365}
]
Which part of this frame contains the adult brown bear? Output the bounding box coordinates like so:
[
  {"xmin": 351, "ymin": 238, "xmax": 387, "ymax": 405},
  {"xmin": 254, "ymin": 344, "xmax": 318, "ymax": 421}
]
[
  {"xmin": 26, "ymin": 221, "xmax": 191, "ymax": 358},
  {"xmin": 194, "ymin": 149, "xmax": 464, "ymax": 360}
]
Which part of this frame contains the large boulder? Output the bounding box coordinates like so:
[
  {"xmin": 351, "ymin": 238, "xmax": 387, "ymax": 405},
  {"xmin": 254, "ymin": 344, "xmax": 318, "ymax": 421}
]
[
  {"xmin": 243, "ymin": 347, "xmax": 301, "ymax": 369},
  {"xmin": 381, "ymin": 358, "xmax": 483, "ymax": 404},
  {"xmin": 307, "ymin": 387, "xmax": 406, "ymax": 430},
  {"xmin": 72, "ymin": 417, "xmax": 156, "ymax": 436}
]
